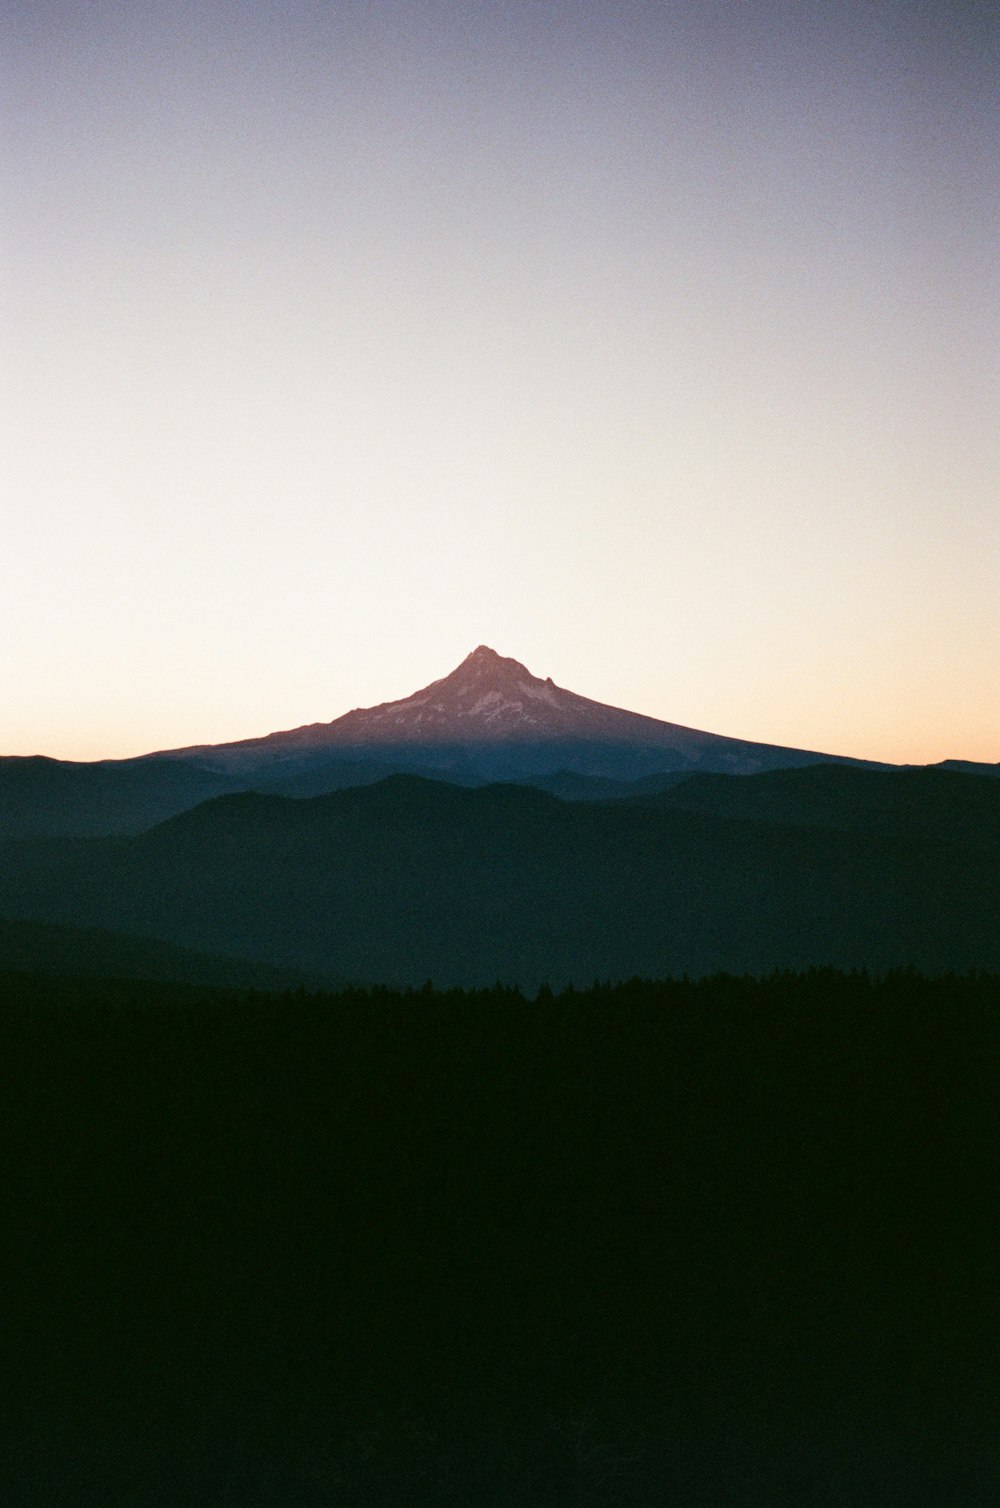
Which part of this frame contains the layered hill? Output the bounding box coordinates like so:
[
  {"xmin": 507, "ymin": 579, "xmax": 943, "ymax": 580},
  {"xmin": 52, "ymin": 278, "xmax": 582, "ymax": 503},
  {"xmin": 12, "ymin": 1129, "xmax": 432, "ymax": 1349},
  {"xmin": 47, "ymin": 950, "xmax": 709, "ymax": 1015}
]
[
  {"xmin": 0, "ymin": 754, "xmax": 236, "ymax": 839},
  {"xmin": 2, "ymin": 766, "xmax": 997, "ymax": 987}
]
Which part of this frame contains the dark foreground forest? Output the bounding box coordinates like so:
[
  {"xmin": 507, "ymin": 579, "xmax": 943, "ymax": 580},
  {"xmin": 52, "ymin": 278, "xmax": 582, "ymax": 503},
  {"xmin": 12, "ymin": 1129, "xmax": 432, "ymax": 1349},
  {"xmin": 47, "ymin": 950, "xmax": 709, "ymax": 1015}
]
[{"xmin": 4, "ymin": 969, "xmax": 1000, "ymax": 1504}]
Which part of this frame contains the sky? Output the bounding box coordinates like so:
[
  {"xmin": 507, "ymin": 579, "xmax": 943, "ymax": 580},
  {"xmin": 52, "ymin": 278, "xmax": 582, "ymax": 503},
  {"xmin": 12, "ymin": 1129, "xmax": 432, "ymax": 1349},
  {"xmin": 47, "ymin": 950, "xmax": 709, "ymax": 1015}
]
[{"xmin": 3, "ymin": 0, "xmax": 997, "ymax": 765}]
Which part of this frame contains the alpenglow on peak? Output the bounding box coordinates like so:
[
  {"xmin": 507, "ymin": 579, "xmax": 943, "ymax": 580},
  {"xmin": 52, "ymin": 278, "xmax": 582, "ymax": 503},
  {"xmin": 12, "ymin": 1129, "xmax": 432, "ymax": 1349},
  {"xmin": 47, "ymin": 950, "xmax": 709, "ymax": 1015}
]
[{"xmin": 152, "ymin": 645, "xmax": 872, "ymax": 780}]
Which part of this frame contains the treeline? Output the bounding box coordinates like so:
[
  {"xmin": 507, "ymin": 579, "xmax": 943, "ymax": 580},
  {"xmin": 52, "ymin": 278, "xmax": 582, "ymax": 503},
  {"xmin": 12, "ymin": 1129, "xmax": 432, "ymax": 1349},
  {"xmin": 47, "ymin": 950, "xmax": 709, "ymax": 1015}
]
[{"xmin": 4, "ymin": 968, "xmax": 1000, "ymax": 1505}]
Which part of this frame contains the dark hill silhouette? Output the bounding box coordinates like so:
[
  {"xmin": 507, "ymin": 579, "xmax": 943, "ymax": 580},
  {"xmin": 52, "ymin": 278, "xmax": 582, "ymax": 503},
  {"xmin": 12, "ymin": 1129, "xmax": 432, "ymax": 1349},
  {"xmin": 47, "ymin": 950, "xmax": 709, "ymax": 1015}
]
[
  {"xmin": 0, "ymin": 751, "xmax": 430, "ymax": 839},
  {"xmin": 0, "ymin": 915, "xmax": 326, "ymax": 990},
  {"xmin": 931, "ymin": 758, "xmax": 1000, "ymax": 778},
  {"xmin": 643, "ymin": 763, "xmax": 1000, "ymax": 852},
  {"xmin": 2, "ymin": 767, "xmax": 997, "ymax": 986},
  {"xmin": 0, "ymin": 754, "xmax": 235, "ymax": 838},
  {"xmin": 519, "ymin": 768, "xmax": 694, "ymax": 801}
]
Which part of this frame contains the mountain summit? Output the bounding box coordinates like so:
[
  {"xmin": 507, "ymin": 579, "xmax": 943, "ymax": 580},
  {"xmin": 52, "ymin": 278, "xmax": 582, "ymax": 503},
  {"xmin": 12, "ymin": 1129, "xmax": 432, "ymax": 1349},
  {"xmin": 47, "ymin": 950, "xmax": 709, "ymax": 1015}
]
[
  {"xmin": 318, "ymin": 644, "xmax": 669, "ymax": 744},
  {"xmin": 160, "ymin": 646, "xmax": 878, "ymax": 782},
  {"xmin": 330, "ymin": 645, "xmax": 569, "ymax": 740}
]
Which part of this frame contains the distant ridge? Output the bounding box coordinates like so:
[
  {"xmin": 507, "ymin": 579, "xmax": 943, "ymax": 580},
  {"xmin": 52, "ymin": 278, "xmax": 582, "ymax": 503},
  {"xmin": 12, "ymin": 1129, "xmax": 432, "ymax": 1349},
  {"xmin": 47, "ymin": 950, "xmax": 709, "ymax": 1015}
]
[
  {"xmin": 926, "ymin": 759, "xmax": 1000, "ymax": 779},
  {"xmin": 0, "ymin": 754, "xmax": 235, "ymax": 838}
]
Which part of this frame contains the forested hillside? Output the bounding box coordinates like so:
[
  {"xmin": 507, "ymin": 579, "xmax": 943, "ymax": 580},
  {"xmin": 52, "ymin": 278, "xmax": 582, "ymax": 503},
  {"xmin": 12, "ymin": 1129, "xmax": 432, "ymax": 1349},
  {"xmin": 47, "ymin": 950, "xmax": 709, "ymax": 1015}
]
[{"xmin": 5, "ymin": 968, "xmax": 999, "ymax": 1503}]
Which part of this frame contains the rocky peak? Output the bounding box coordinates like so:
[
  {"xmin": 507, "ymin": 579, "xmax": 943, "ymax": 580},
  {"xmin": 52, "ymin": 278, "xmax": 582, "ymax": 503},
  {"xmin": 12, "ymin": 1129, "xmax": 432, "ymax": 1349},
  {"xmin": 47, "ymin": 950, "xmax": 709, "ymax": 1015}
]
[
  {"xmin": 316, "ymin": 645, "xmax": 573, "ymax": 741},
  {"xmin": 448, "ymin": 646, "xmax": 537, "ymax": 692}
]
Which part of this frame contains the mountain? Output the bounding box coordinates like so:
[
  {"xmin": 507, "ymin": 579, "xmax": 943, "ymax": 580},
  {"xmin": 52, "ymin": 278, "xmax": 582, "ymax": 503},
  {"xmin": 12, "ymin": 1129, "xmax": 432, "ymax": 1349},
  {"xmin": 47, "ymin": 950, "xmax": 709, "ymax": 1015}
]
[
  {"xmin": 5, "ymin": 647, "xmax": 883, "ymax": 838},
  {"xmin": 3, "ymin": 766, "xmax": 997, "ymax": 987},
  {"xmin": 7, "ymin": 648, "xmax": 983, "ymax": 841},
  {"xmin": 153, "ymin": 645, "xmax": 883, "ymax": 786}
]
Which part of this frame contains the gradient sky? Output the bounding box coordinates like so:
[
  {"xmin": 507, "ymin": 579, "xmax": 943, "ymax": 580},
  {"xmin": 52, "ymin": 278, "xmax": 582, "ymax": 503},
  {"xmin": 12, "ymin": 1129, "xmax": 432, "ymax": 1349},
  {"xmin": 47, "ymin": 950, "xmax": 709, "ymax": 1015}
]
[{"xmin": 4, "ymin": 1, "xmax": 997, "ymax": 764}]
